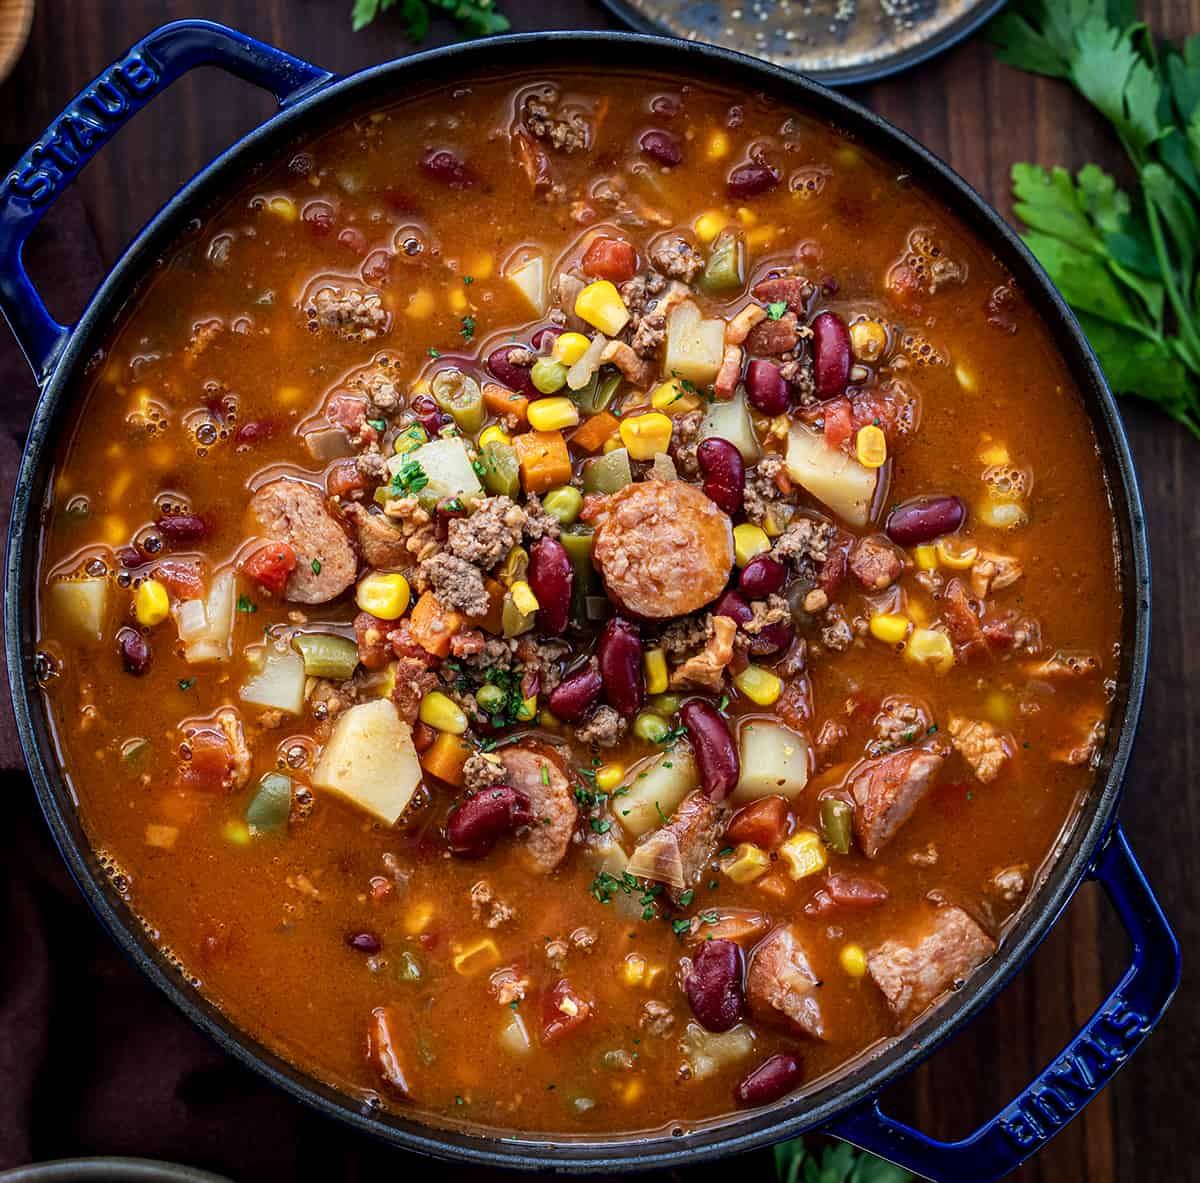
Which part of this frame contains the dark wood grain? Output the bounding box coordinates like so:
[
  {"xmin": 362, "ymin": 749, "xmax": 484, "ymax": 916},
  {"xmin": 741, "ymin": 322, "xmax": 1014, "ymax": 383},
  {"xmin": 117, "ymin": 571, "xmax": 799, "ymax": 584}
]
[{"xmin": 1, "ymin": 3, "xmax": 1196, "ymax": 1180}]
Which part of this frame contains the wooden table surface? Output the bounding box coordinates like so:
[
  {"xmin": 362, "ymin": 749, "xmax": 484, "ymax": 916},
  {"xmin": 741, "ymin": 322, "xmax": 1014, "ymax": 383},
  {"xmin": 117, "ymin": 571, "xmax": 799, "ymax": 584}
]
[{"xmin": 1, "ymin": 2, "xmax": 1196, "ymax": 1180}]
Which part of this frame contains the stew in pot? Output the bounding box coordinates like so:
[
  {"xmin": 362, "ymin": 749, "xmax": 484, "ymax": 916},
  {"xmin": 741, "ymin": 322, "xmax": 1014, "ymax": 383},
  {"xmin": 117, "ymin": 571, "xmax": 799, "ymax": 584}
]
[{"xmin": 34, "ymin": 69, "xmax": 1120, "ymax": 1133}]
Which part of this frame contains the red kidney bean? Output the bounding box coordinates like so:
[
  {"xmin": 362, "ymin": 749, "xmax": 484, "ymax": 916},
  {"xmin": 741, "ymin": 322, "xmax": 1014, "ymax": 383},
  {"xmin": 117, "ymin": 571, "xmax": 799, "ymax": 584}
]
[
  {"xmin": 446, "ymin": 785, "xmax": 534, "ymax": 858},
  {"xmin": 812, "ymin": 311, "xmax": 852, "ymax": 400},
  {"xmin": 598, "ymin": 616, "xmax": 644, "ymax": 717},
  {"xmin": 531, "ymin": 325, "xmax": 563, "ymax": 351},
  {"xmin": 117, "ymin": 628, "xmax": 150, "ymax": 676},
  {"xmin": 885, "ymin": 495, "xmax": 966, "ymax": 546},
  {"xmin": 419, "ymin": 148, "xmax": 476, "ymax": 189},
  {"xmin": 155, "ymin": 514, "xmax": 209, "ymax": 546},
  {"xmin": 738, "ymin": 555, "xmax": 786, "ymax": 599},
  {"xmin": 713, "ymin": 589, "xmax": 753, "ymax": 626},
  {"xmin": 639, "ymin": 129, "xmax": 683, "ymax": 167},
  {"xmin": 547, "ymin": 668, "xmax": 603, "ymax": 723},
  {"xmin": 235, "ymin": 419, "xmax": 275, "ymax": 446},
  {"xmin": 529, "ymin": 537, "xmax": 573, "ymax": 636},
  {"xmin": 696, "ymin": 438, "xmax": 745, "ymax": 515},
  {"xmin": 727, "ymin": 162, "xmax": 780, "ymax": 200},
  {"xmin": 486, "ymin": 345, "xmax": 538, "ymax": 398},
  {"xmin": 686, "ymin": 939, "xmax": 744, "ymax": 1032},
  {"xmin": 681, "ymin": 699, "xmax": 739, "ymax": 802},
  {"xmin": 346, "ymin": 931, "xmax": 382, "ymax": 954},
  {"xmin": 745, "ymin": 359, "xmax": 789, "ymax": 415},
  {"xmin": 410, "ymin": 393, "xmax": 450, "ymax": 436},
  {"xmin": 749, "ymin": 620, "xmax": 794, "ymax": 657},
  {"xmin": 301, "ymin": 200, "xmax": 335, "ymax": 237},
  {"xmin": 735, "ymin": 1053, "xmax": 803, "ymax": 1106}
]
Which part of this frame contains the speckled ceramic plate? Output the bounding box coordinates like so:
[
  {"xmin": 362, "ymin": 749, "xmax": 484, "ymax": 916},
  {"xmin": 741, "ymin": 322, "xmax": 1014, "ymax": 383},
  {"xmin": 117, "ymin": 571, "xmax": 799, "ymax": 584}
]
[{"xmin": 598, "ymin": 0, "xmax": 1007, "ymax": 85}]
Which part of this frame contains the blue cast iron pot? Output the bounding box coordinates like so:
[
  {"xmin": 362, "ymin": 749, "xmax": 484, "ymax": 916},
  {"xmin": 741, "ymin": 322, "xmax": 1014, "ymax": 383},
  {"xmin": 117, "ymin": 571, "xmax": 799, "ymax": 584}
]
[{"xmin": 0, "ymin": 21, "xmax": 1179, "ymax": 1181}]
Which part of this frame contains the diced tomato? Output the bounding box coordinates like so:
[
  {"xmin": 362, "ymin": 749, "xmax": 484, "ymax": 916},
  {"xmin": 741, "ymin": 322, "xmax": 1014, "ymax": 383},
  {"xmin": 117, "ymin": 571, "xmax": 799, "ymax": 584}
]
[
  {"xmin": 411, "ymin": 721, "xmax": 436, "ymax": 754},
  {"xmin": 726, "ymin": 796, "xmax": 790, "ymax": 850},
  {"xmin": 775, "ymin": 675, "xmax": 812, "ymax": 732},
  {"xmin": 541, "ymin": 979, "xmax": 593, "ymax": 1043},
  {"xmin": 174, "ymin": 729, "xmax": 232, "ymax": 793},
  {"xmin": 242, "ymin": 541, "xmax": 297, "ymax": 595},
  {"xmin": 325, "ymin": 393, "xmax": 368, "ymax": 432},
  {"xmin": 817, "ymin": 544, "xmax": 849, "ymax": 599},
  {"xmin": 327, "ymin": 460, "xmax": 371, "ymax": 499},
  {"xmin": 581, "ymin": 236, "xmax": 638, "ymax": 283},
  {"xmin": 803, "ymin": 876, "xmax": 889, "ymax": 918},
  {"xmin": 152, "ymin": 559, "xmax": 206, "ymax": 600},
  {"xmin": 822, "ymin": 397, "xmax": 854, "ymax": 448},
  {"xmin": 234, "ymin": 419, "xmax": 276, "ymax": 447}
]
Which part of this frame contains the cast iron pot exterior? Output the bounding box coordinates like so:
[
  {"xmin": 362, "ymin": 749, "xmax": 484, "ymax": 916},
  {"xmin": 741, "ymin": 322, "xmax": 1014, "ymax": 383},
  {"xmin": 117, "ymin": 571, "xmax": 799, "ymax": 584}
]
[{"xmin": 0, "ymin": 22, "xmax": 1179, "ymax": 1182}]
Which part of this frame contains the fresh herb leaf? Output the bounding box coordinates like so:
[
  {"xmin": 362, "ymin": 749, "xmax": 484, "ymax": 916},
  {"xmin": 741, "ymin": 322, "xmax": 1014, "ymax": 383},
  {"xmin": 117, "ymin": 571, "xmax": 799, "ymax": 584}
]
[
  {"xmin": 391, "ymin": 458, "xmax": 429, "ymax": 495},
  {"xmin": 177, "ymin": 677, "xmax": 195, "ymax": 691},
  {"xmin": 766, "ymin": 300, "xmax": 788, "ymax": 320},
  {"xmin": 352, "ymin": 0, "xmax": 509, "ymax": 40},
  {"xmin": 427, "ymin": 346, "xmax": 441, "ymax": 359},
  {"xmin": 311, "ymin": 558, "xmax": 322, "ymax": 575},
  {"xmin": 460, "ymin": 314, "xmax": 476, "ymax": 341},
  {"xmin": 774, "ymin": 1136, "xmax": 913, "ymax": 1183},
  {"xmin": 367, "ymin": 418, "xmax": 387, "ymax": 432},
  {"xmin": 236, "ymin": 594, "xmax": 257, "ymax": 614}
]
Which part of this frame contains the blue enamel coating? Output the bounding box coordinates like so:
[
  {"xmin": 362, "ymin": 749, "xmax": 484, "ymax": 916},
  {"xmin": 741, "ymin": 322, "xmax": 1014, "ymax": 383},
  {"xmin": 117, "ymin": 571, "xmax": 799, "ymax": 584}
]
[
  {"xmin": 0, "ymin": 20, "xmax": 1175, "ymax": 1176},
  {"xmin": 830, "ymin": 826, "xmax": 1180, "ymax": 1181},
  {"xmin": 0, "ymin": 19, "xmax": 332, "ymax": 381}
]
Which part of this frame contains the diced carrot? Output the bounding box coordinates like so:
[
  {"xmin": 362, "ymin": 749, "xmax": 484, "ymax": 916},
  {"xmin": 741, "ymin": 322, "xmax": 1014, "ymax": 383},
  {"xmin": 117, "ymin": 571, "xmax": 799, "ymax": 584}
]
[
  {"xmin": 327, "ymin": 460, "xmax": 371, "ymax": 498},
  {"xmin": 408, "ymin": 590, "xmax": 464, "ymax": 659},
  {"xmin": 420, "ymin": 730, "xmax": 472, "ymax": 787},
  {"xmin": 570, "ymin": 411, "xmax": 621, "ymax": 454},
  {"xmin": 483, "ymin": 382, "xmax": 529, "ymax": 426},
  {"xmin": 512, "ymin": 429, "xmax": 573, "ymax": 493},
  {"xmin": 467, "ymin": 576, "xmax": 506, "ymax": 636},
  {"xmin": 755, "ymin": 870, "xmax": 793, "ymax": 903}
]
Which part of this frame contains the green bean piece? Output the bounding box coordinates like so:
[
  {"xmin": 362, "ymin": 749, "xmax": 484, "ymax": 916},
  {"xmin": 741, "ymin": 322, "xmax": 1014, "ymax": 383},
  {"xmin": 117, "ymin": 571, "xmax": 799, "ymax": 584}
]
[
  {"xmin": 246, "ymin": 772, "xmax": 292, "ymax": 835},
  {"xmin": 476, "ymin": 682, "xmax": 507, "ymax": 713},
  {"xmin": 574, "ymin": 370, "xmax": 622, "ymax": 414},
  {"xmin": 479, "ymin": 440, "xmax": 521, "ymax": 499},
  {"xmin": 648, "ymin": 693, "xmax": 682, "ymax": 718},
  {"xmin": 431, "ymin": 368, "xmax": 485, "ymax": 433},
  {"xmin": 819, "ymin": 797, "xmax": 854, "ymax": 855},
  {"xmin": 502, "ymin": 594, "xmax": 537, "ymax": 638},
  {"xmin": 291, "ymin": 632, "xmax": 359, "ymax": 680},
  {"xmin": 542, "ymin": 485, "xmax": 583, "ymax": 526},
  {"xmin": 582, "ymin": 447, "xmax": 633, "ymax": 495},
  {"xmin": 699, "ymin": 229, "xmax": 743, "ymax": 294},
  {"xmin": 633, "ymin": 711, "xmax": 670, "ymax": 743}
]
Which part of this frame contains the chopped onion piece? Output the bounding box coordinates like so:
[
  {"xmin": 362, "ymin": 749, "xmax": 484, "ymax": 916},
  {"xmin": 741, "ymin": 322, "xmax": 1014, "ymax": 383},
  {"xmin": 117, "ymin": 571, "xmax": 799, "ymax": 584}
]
[{"xmin": 567, "ymin": 332, "xmax": 608, "ymax": 391}]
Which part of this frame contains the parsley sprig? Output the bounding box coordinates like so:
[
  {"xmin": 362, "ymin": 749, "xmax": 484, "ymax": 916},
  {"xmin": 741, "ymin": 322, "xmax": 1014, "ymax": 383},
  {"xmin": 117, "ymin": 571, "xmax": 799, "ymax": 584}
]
[
  {"xmin": 774, "ymin": 1137, "xmax": 911, "ymax": 1183},
  {"xmin": 351, "ymin": 0, "xmax": 509, "ymax": 39},
  {"xmin": 991, "ymin": 0, "xmax": 1200, "ymax": 438}
]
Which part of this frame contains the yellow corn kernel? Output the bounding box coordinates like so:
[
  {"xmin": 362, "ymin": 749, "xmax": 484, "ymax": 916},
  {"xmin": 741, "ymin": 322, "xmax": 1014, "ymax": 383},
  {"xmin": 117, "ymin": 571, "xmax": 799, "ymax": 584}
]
[
  {"xmin": 516, "ymin": 693, "xmax": 538, "ymax": 721},
  {"xmin": 277, "ymin": 384, "xmax": 303, "ymax": 406},
  {"xmin": 596, "ymin": 763, "xmax": 626, "ymax": 793},
  {"xmin": 527, "ymin": 396, "xmax": 580, "ymax": 432},
  {"xmin": 621, "ymin": 953, "xmax": 647, "ymax": 987},
  {"xmin": 913, "ymin": 544, "xmax": 939, "ymax": 570},
  {"xmin": 602, "ymin": 434, "xmax": 624, "ymax": 454},
  {"xmin": 746, "ymin": 226, "xmax": 777, "ymax": 249},
  {"xmin": 419, "ymin": 690, "xmax": 469, "ymax": 735},
  {"xmin": 779, "ymin": 830, "xmax": 828, "ymax": 881},
  {"xmin": 721, "ymin": 842, "xmax": 771, "ymax": 884},
  {"xmin": 448, "ymin": 286, "xmax": 469, "ymax": 315},
  {"xmin": 907, "ymin": 627, "xmax": 955, "ymax": 674},
  {"xmin": 694, "ymin": 211, "xmax": 727, "ymax": 243},
  {"xmin": 956, "ymin": 365, "xmax": 977, "ymax": 393},
  {"xmin": 850, "ymin": 319, "xmax": 888, "ymax": 362},
  {"xmin": 267, "ymin": 196, "xmax": 296, "ymax": 221},
  {"xmin": 856, "ymin": 424, "xmax": 887, "ymax": 468},
  {"xmin": 470, "ymin": 251, "xmax": 494, "ymax": 279},
  {"xmin": 706, "ymin": 130, "xmax": 730, "ymax": 160},
  {"xmin": 621, "ymin": 1079, "xmax": 644, "ymax": 1105},
  {"xmin": 985, "ymin": 690, "xmax": 1015, "ymax": 725},
  {"xmin": 222, "ymin": 819, "xmax": 251, "ymax": 847},
  {"xmin": 356, "ymin": 572, "xmax": 411, "ymax": 620},
  {"xmin": 935, "ymin": 538, "xmax": 979, "ymax": 570},
  {"xmin": 134, "ymin": 578, "xmax": 170, "ymax": 627},
  {"xmin": 478, "ymin": 424, "xmax": 511, "ymax": 449},
  {"xmin": 735, "ymin": 206, "xmax": 758, "ymax": 227},
  {"xmin": 619, "ymin": 411, "xmax": 673, "ymax": 460},
  {"xmin": 552, "ymin": 331, "xmax": 591, "ymax": 366},
  {"xmin": 405, "ymin": 288, "xmax": 435, "ymax": 319},
  {"xmin": 575, "ymin": 280, "xmax": 630, "ymax": 336},
  {"xmin": 650, "ymin": 378, "xmax": 701, "ymax": 415},
  {"xmin": 404, "ymin": 901, "xmax": 434, "ymax": 934},
  {"xmin": 840, "ymin": 943, "xmax": 868, "ymax": 978},
  {"xmin": 733, "ymin": 522, "xmax": 771, "ymax": 567},
  {"xmin": 452, "ymin": 937, "xmax": 501, "ymax": 977},
  {"xmin": 869, "ymin": 613, "xmax": 911, "ymax": 645},
  {"xmin": 643, "ymin": 647, "xmax": 669, "ymax": 695},
  {"xmin": 510, "ymin": 580, "xmax": 539, "ymax": 615},
  {"xmin": 733, "ymin": 664, "xmax": 783, "ymax": 707}
]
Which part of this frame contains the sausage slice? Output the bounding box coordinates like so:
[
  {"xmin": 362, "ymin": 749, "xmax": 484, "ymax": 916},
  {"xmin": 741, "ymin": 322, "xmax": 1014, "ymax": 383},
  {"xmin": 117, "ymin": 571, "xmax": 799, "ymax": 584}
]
[
  {"xmin": 498, "ymin": 745, "xmax": 577, "ymax": 873},
  {"xmin": 591, "ymin": 480, "xmax": 733, "ymax": 618},
  {"xmin": 849, "ymin": 740, "xmax": 949, "ymax": 858},
  {"xmin": 746, "ymin": 923, "xmax": 826, "ymax": 1039},
  {"xmin": 249, "ymin": 478, "xmax": 357, "ymax": 604}
]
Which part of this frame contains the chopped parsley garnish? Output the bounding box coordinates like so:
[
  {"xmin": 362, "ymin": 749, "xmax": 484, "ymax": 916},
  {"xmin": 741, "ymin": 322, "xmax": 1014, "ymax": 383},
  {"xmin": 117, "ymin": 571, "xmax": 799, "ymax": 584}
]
[
  {"xmin": 671, "ymin": 918, "xmax": 692, "ymax": 936},
  {"xmin": 391, "ymin": 458, "xmax": 429, "ymax": 495},
  {"xmin": 178, "ymin": 678, "xmax": 195, "ymax": 691},
  {"xmin": 460, "ymin": 315, "xmax": 476, "ymax": 341},
  {"xmin": 367, "ymin": 418, "xmax": 387, "ymax": 432},
  {"xmin": 660, "ymin": 725, "xmax": 687, "ymax": 747},
  {"xmin": 427, "ymin": 347, "xmax": 441, "ymax": 359},
  {"xmin": 463, "ymin": 275, "xmax": 474, "ymax": 285},
  {"xmin": 717, "ymin": 694, "xmax": 730, "ymax": 713},
  {"xmin": 540, "ymin": 763, "xmax": 550, "ymax": 786},
  {"xmin": 678, "ymin": 889, "xmax": 694, "ymax": 908},
  {"xmin": 718, "ymin": 846, "xmax": 734, "ymax": 857},
  {"xmin": 655, "ymin": 800, "xmax": 669, "ymax": 825},
  {"xmin": 236, "ymin": 594, "xmax": 257, "ymax": 614},
  {"xmin": 590, "ymin": 870, "xmax": 638, "ymax": 904},
  {"xmin": 766, "ymin": 300, "xmax": 788, "ymax": 320},
  {"xmin": 590, "ymin": 818, "xmax": 612, "ymax": 835},
  {"xmin": 311, "ymin": 558, "xmax": 322, "ymax": 574},
  {"xmin": 700, "ymin": 909, "xmax": 719, "ymax": 924}
]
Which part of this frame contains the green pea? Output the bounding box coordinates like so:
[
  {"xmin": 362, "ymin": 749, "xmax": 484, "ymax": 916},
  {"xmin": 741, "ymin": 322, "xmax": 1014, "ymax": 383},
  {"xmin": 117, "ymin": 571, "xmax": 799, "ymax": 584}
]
[
  {"xmin": 542, "ymin": 485, "xmax": 583, "ymax": 526},
  {"xmin": 531, "ymin": 357, "xmax": 568, "ymax": 394},
  {"xmin": 476, "ymin": 683, "xmax": 507, "ymax": 713},
  {"xmin": 648, "ymin": 693, "xmax": 682, "ymax": 718},
  {"xmin": 820, "ymin": 797, "xmax": 854, "ymax": 855},
  {"xmin": 633, "ymin": 711, "xmax": 670, "ymax": 743}
]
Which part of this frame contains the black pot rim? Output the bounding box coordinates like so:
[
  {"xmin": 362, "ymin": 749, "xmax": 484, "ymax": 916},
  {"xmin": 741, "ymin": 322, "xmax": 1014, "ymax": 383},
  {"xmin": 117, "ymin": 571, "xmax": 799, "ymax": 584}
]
[
  {"xmin": 0, "ymin": 1158, "xmax": 232, "ymax": 1183},
  {"xmin": 4, "ymin": 28, "xmax": 1150, "ymax": 1172}
]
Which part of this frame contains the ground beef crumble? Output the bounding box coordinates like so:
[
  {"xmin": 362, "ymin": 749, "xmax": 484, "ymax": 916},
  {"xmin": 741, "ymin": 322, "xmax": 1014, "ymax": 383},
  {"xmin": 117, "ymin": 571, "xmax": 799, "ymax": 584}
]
[
  {"xmin": 463, "ymin": 751, "xmax": 508, "ymax": 792},
  {"xmin": 743, "ymin": 453, "xmax": 788, "ymax": 526},
  {"xmin": 305, "ymin": 286, "xmax": 387, "ymax": 342},
  {"xmin": 773, "ymin": 517, "xmax": 835, "ymax": 566},
  {"xmin": 418, "ymin": 553, "xmax": 489, "ymax": 616},
  {"xmin": 650, "ymin": 235, "xmax": 703, "ymax": 283},
  {"xmin": 446, "ymin": 496, "xmax": 527, "ymax": 571},
  {"xmin": 576, "ymin": 705, "xmax": 627, "ymax": 748},
  {"xmin": 659, "ymin": 612, "xmax": 713, "ymax": 659},
  {"xmin": 522, "ymin": 92, "xmax": 590, "ymax": 153},
  {"xmin": 470, "ymin": 880, "xmax": 515, "ymax": 928},
  {"xmin": 669, "ymin": 410, "xmax": 705, "ymax": 479}
]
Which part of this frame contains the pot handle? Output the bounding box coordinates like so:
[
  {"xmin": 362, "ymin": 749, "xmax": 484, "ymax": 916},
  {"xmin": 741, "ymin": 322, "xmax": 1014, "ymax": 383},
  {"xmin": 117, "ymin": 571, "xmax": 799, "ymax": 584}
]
[
  {"xmin": 826, "ymin": 825, "xmax": 1178, "ymax": 1182},
  {"xmin": 0, "ymin": 19, "xmax": 333, "ymax": 382}
]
